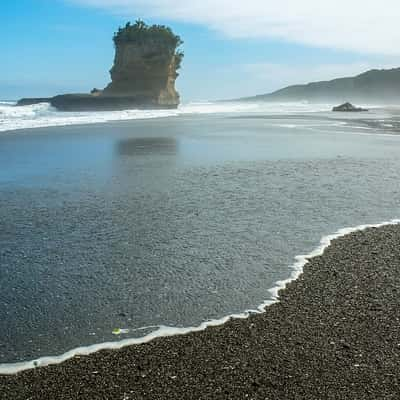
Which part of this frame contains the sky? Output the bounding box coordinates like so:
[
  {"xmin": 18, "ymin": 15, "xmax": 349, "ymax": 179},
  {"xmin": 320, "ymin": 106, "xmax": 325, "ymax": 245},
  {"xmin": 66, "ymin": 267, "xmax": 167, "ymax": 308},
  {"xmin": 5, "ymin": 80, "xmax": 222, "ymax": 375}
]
[{"xmin": 2, "ymin": 0, "xmax": 400, "ymax": 101}]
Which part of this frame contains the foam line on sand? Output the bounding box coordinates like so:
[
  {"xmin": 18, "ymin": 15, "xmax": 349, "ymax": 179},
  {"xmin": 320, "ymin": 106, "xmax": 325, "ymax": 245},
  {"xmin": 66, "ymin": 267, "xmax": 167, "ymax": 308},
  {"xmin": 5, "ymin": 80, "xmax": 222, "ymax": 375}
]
[{"xmin": 1, "ymin": 218, "xmax": 399, "ymax": 376}]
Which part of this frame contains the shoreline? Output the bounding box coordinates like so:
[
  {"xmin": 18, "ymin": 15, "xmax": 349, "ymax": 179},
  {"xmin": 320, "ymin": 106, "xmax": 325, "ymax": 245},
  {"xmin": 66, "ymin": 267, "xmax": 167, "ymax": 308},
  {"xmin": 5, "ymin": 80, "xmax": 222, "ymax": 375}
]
[
  {"xmin": 0, "ymin": 220, "xmax": 396, "ymax": 375},
  {"xmin": 3, "ymin": 101, "xmax": 397, "ymax": 136},
  {"xmin": 2, "ymin": 112, "xmax": 400, "ymax": 139},
  {"xmin": 2, "ymin": 221, "xmax": 400, "ymax": 398}
]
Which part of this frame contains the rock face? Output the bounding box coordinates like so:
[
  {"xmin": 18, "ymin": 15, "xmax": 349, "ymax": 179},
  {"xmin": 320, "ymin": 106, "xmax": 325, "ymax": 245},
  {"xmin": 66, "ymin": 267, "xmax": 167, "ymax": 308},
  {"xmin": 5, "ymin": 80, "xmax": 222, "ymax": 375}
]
[
  {"xmin": 16, "ymin": 21, "xmax": 183, "ymax": 111},
  {"xmin": 332, "ymin": 102, "xmax": 368, "ymax": 112},
  {"xmin": 102, "ymin": 40, "xmax": 179, "ymax": 107}
]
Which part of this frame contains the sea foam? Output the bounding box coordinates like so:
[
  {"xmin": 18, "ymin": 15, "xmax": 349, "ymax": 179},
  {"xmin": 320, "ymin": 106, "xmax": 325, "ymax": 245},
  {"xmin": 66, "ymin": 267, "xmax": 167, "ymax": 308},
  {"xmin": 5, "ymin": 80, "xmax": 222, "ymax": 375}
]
[
  {"xmin": 1, "ymin": 218, "xmax": 399, "ymax": 375},
  {"xmin": 0, "ymin": 101, "xmax": 332, "ymax": 133}
]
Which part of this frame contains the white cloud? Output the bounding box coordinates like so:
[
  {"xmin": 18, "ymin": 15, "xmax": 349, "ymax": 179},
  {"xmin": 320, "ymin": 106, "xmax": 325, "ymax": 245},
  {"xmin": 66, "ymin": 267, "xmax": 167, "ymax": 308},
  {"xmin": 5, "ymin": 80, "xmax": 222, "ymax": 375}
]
[{"xmin": 70, "ymin": 0, "xmax": 400, "ymax": 55}]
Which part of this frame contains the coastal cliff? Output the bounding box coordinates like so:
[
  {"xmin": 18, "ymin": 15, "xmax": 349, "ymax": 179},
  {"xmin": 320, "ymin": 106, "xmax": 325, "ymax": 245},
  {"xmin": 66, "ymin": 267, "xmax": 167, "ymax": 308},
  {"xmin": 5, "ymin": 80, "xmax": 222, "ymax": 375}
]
[
  {"xmin": 17, "ymin": 21, "xmax": 183, "ymax": 111},
  {"xmin": 238, "ymin": 67, "xmax": 400, "ymax": 103}
]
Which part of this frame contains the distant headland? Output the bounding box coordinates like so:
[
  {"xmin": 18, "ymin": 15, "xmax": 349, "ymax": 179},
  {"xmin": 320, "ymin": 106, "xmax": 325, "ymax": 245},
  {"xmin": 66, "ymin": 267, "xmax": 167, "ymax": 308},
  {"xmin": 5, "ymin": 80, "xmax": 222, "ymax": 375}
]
[
  {"xmin": 235, "ymin": 67, "xmax": 400, "ymax": 104},
  {"xmin": 17, "ymin": 20, "xmax": 184, "ymax": 111}
]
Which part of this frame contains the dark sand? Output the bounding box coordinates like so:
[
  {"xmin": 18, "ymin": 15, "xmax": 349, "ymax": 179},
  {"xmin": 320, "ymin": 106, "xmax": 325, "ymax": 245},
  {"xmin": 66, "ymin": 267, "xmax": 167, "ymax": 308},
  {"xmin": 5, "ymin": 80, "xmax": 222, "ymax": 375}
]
[{"xmin": 2, "ymin": 224, "xmax": 400, "ymax": 399}]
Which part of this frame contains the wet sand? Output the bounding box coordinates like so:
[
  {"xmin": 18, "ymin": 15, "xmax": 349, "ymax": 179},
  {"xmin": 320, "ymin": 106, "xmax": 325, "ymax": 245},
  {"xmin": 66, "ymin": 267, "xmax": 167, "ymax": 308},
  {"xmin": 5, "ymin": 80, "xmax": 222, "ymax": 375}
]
[{"xmin": 1, "ymin": 224, "xmax": 400, "ymax": 399}]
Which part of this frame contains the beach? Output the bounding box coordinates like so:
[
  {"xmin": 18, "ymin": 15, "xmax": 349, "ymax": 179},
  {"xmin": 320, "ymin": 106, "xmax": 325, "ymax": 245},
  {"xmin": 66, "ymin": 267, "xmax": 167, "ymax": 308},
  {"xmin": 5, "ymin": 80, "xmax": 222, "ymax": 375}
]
[
  {"xmin": 3, "ymin": 109, "xmax": 400, "ymax": 365},
  {"xmin": 3, "ymin": 1, "xmax": 400, "ymax": 398},
  {"xmin": 2, "ymin": 223, "xmax": 400, "ymax": 399}
]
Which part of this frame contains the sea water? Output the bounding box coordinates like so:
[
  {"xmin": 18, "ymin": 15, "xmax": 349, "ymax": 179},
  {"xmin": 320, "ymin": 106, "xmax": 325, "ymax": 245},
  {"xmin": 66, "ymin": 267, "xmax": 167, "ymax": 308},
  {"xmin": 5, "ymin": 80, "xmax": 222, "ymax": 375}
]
[{"xmin": 1, "ymin": 101, "xmax": 400, "ymax": 369}]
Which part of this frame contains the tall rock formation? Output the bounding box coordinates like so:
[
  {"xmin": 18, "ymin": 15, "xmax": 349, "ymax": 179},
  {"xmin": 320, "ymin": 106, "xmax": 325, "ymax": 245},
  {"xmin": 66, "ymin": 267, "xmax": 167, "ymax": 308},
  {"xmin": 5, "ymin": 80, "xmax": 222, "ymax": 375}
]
[
  {"xmin": 102, "ymin": 21, "xmax": 182, "ymax": 107},
  {"xmin": 17, "ymin": 21, "xmax": 183, "ymax": 111}
]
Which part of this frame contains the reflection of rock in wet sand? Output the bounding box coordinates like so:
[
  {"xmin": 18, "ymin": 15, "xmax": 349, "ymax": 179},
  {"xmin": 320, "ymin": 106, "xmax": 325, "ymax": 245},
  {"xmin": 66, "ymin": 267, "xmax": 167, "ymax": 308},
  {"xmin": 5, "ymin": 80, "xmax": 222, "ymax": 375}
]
[{"xmin": 117, "ymin": 137, "xmax": 177, "ymax": 156}]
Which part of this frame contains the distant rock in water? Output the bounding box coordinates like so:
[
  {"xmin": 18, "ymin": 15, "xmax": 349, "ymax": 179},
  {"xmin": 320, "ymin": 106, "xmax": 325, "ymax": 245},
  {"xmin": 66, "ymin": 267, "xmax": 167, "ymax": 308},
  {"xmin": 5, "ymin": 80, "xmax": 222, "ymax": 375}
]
[
  {"xmin": 332, "ymin": 102, "xmax": 369, "ymax": 112},
  {"xmin": 17, "ymin": 20, "xmax": 184, "ymax": 111}
]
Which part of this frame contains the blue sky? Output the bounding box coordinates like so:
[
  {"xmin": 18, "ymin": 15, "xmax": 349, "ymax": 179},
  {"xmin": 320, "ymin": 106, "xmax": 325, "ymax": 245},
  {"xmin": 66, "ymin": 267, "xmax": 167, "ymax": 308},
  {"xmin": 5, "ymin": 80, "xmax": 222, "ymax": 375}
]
[{"xmin": 2, "ymin": 0, "xmax": 400, "ymax": 101}]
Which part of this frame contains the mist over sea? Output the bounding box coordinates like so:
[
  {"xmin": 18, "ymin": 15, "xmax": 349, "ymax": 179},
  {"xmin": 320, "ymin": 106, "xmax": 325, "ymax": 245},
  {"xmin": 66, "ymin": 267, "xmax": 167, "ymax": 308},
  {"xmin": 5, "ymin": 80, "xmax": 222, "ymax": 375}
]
[{"xmin": 1, "ymin": 101, "xmax": 400, "ymax": 366}]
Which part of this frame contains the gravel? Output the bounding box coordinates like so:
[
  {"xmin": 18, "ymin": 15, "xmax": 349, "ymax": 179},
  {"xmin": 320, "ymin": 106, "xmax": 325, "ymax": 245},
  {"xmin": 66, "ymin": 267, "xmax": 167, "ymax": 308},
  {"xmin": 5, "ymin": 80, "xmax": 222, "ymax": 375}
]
[{"xmin": 2, "ymin": 224, "xmax": 400, "ymax": 399}]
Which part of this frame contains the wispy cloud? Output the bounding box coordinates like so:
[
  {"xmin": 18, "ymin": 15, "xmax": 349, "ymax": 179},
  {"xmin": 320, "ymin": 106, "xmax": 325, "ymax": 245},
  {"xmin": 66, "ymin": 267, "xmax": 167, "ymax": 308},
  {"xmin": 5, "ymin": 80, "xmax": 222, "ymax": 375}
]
[{"xmin": 70, "ymin": 0, "xmax": 400, "ymax": 55}]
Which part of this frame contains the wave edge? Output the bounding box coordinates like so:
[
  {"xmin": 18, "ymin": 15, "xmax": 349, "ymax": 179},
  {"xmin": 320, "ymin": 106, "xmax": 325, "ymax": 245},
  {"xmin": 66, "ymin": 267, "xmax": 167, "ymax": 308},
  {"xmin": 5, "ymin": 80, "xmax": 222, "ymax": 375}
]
[{"xmin": 1, "ymin": 218, "xmax": 399, "ymax": 375}]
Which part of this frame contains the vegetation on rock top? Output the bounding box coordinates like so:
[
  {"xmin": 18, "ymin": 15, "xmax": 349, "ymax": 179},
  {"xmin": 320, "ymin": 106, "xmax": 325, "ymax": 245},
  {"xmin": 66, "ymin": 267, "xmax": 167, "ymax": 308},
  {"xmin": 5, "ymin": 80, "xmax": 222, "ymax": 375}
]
[{"xmin": 113, "ymin": 20, "xmax": 184, "ymax": 69}]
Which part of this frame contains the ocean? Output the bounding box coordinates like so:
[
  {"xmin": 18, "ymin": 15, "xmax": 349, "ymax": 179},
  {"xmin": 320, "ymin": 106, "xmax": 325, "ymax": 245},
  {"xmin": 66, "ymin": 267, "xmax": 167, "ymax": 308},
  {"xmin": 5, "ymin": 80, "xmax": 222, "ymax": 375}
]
[{"xmin": 1, "ymin": 100, "xmax": 400, "ymax": 372}]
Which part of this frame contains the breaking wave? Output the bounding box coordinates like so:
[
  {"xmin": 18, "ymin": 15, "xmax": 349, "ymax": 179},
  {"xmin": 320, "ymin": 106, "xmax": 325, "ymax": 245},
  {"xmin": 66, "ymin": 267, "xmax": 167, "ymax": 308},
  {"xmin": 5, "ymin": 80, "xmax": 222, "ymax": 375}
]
[{"xmin": 0, "ymin": 101, "xmax": 332, "ymax": 133}]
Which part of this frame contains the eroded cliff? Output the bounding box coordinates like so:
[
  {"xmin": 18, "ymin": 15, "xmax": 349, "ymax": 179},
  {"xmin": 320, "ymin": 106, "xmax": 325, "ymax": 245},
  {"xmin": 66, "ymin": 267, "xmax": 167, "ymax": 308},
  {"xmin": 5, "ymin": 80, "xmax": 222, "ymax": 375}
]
[{"xmin": 102, "ymin": 21, "xmax": 183, "ymax": 107}]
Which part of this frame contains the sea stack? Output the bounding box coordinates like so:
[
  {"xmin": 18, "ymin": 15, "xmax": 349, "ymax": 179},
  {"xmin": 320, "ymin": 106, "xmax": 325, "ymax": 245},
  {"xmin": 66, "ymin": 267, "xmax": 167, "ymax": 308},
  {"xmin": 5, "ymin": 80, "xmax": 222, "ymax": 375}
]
[
  {"xmin": 17, "ymin": 20, "xmax": 183, "ymax": 111},
  {"xmin": 103, "ymin": 20, "xmax": 182, "ymax": 107}
]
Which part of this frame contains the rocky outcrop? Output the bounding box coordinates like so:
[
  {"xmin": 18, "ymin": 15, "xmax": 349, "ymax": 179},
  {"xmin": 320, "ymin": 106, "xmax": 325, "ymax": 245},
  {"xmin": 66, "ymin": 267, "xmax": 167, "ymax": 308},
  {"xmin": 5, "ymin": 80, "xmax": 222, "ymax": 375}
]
[
  {"xmin": 16, "ymin": 94, "xmax": 179, "ymax": 111},
  {"xmin": 16, "ymin": 21, "xmax": 183, "ymax": 111},
  {"xmin": 332, "ymin": 102, "xmax": 368, "ymax": 112},
  {"xmin": 17, "ymin": 98, "xmax": 53, "ymax": 106},
  {"xmin": 102, "ymin": 41, "xmax": 179, "ymax": 107}
]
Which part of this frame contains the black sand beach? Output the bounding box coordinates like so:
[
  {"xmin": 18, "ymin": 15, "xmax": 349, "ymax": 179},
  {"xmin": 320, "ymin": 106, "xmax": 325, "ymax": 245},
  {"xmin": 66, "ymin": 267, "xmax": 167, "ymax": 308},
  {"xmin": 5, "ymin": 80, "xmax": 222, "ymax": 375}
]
[{"xmin": 2, "ymin": 224, "xmax": 400, "ymax": 399}]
